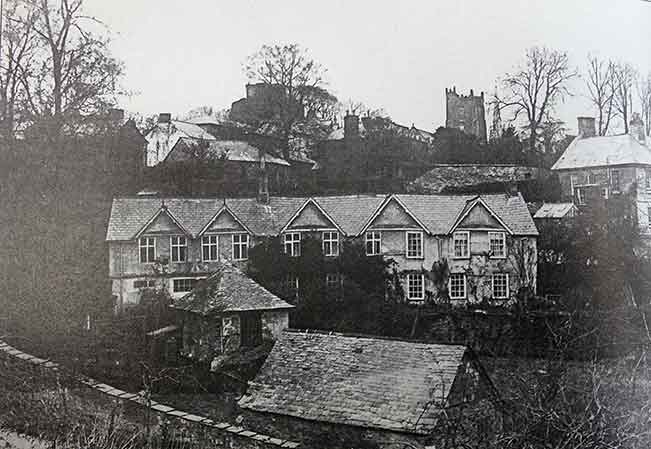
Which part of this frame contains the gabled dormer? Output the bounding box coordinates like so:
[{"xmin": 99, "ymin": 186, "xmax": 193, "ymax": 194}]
[
  {"xmin": 280, "ymin": 198, "xmax": 344, "ymax": 234},
  {"xmin": 199, "ymin": 206, "xmax": 252, "ymax": 236},
  {"xmin": 133, "ymin": 204, "xmax": 190, "ymax": 239},
  {"xmin": 359, "ymin": 195, "xmax": 429, "ymax": 235}
]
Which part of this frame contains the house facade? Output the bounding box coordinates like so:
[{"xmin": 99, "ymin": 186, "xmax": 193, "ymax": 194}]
[
  {"xmin": 106, "ymin": 193, "xmax": 538, "ymax": 311},
  {"xmin": 551, "ymin": 115, "xmax": 651, "ymax": 239}
]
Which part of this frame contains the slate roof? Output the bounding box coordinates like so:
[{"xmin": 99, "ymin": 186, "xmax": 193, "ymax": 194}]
[
  {"xmin": 171, "ymin": 262, "xmax": 294, "ymax": 315},
  {"xmin": 106, "ymin": 193, "xmax": 538, "ymax": 241},
  {"xmin": 169, "ymin": 120, "xmax": 216, "ymax": 141},
  {"xmin": 238, "ymin": 331, "xmax": 469, "ymax": 435},
  {"xmin": 533, "ymin": 202, "xmax": 577, "ymax": 219},
  {"xmin": 166, "ymin": 138, "xmax": 290, "ymax": 166},
  {"xmin": 551, "ymin": 134, "xmax": 651, "ymax": 170},
  {"xmin": 409, "ymin": 164, "xmax": 542, "ymax": 193}
]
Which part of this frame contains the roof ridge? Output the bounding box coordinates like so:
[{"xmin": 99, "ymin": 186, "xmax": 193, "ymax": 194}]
[{"xmin": 283, "ymin": 328, "xmax": 467, "ymax": 348}]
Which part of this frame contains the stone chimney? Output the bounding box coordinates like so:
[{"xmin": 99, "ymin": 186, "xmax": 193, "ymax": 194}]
[
  {"xmin": 158, "ymin": 113, "xmax": 172, "ymax": 123},
  {"xmin": 257, "ymin": 153, "xmax": 270, "ymax": 204},
  {"xmin": 343, "ymin": 112, "xmax": 359, "ymax": 139},
  {"xmin": 630, "ymin": 112, "xmax": 646, "ymax": 144},
  {"xmin": 577, "ymin": 117, "xmax": 596, "ymax": 138},
  {"xmin": 108, "ymin": 108, "xmax": 124, "ymax": 122}
]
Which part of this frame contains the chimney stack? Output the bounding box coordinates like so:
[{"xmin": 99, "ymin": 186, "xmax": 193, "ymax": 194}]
[
  {"xmin": 344, "ymin": 112, "xmax": 360, "ymax": 140},
  {"xmin": 630, "ymin": 112, "xmax": 646, "ymax": 144},
  {"xmin": 577, "ymin": 117, "xmax": 596, "ymax": 138},
  {"xmin": 158, "ymin": 113, "xmax": 172, "ymax": 123}
]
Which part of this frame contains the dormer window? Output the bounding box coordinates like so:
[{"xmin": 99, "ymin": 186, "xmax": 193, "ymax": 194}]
[
  {"xmin": 322, "ymin": 232, "xmax": 339, "ymax": 257},
  {"xmin": 139, "ymin": 237, "xmax": 156, "ymax": 263}
]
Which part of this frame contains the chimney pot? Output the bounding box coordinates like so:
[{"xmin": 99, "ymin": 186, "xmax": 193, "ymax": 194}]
[
  {"xmin": 630, "ymin": 112, "xmax": 646, "ymax": 144},
  {"xmin": 158, "ymin": 113, "xmax": 171, "ymax": 123},
  {"xmin": 577, "ymin": 117, "xmax": 596, "ymax": 138}
]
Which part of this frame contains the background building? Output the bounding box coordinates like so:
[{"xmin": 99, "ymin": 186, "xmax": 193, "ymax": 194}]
[{"xmin": 445, "ymin": 87, "xmax": 487, "ymax": 143}]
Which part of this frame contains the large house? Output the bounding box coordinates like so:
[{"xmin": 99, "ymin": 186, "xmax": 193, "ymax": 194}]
[
  {"xmin": 551, "ymin": 115, "xmax": 651, "ymax": 238},
  {"xmin": 238, "ymin": 330, "xmax": 498, "ymax": 449},
  {"xmin": 105, "ymin": 192, "xmax": 538, "ymax": 311}
]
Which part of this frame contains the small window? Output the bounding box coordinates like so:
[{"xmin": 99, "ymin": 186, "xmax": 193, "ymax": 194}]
[
  {"xmin": 449, "ymin": 273, "xmax": 466, "ymax": 299},
  {"xmin": 284, "ymin": 232, "xmax": 301, "ymax": 257},
  {"xmin": 232, "ymin": 234, "xmax": 249, "ymax": 261},
  {"xmin": 366, "ymin": 231, "xmax": 381, "ymax": 256},
  {"xmin": 587, "ymin": 173, "xmax": 596, "ymax": 184},
  {"xmin": 407, "ymin": 273, "xmax": 424, "ymax": 301},
  {"xmin": 453, "ymin": 232, "xmax": 469, "ymax": 258},
  {"xmin": 488, "ymin": 232, "xmax": 506, "ymax": 258},
  {"xmin": 406, "ymin": 232, "xmax": 423, "ymax": 258},
  {"xmin": 610, "ymin": 170, "xmax": 620, "ymax": 191},
  {"xmin": 322, "ymin": 232, "xmax": 339, "ymax": 257},
  {"xmin": 133, "ymin": 279, "xmax": 156, "ymax": 289},
  {"xmin": 170, "ymin": 236, "xmax": 187, "ymax": 263},
  {"xmin": 492, "ymin": 273, "xmax": 509, "ymax": 299},
  {"xmin": 139, "ymin": 237, "xmax": 156, "ymax": 263},
  {"xmin": 325, "ymin": 273, "xmax": 341, "ymax": 289},
  {"xmin": 173, "ymin": 278, "xmax": 197, "ymax": 293},
  {"xmin": 202, "ymin": 235, "xmax": 219, "ymax": 262},
  {"xmin": 282, "ymin": 275, "xmax": 300, "ymax": 300}
]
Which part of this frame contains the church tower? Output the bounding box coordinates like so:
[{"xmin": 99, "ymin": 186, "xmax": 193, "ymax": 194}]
[{"xmin": 445, "ymin": 87, "xmax": 487, "ymax": 143}]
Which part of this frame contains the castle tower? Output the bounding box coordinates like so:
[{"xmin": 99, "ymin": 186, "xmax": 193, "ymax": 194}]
[{"xmin": 445, "ymin": 87, "xmax": 487, "ymax": 143}]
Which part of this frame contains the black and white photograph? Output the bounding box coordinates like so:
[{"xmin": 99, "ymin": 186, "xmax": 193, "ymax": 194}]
[{"xmin": 0, "ymin": 0, "xmax": 650, "ymax": 448}]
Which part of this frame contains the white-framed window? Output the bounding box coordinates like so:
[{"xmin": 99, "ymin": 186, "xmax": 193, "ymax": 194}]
[
  {"xmin": 173, "ymin": 278, "xmax": 197, "ymax": 293},
  {"xmin": 282, "ymin": 275, "xmax": 300, "ymax": 299},
  {"xmin": 449, "ymin": 273, "xmax": 467, "ymax": 299},
  {"xmin": 202, "ymin": 235, "xmax": 219, "ymax": 262},
  {"xmin": 406, "ymin": 231, "xmax": 423, "ymax": 258},
  {"xmin": 139, "ymin": 237, "xmax": 156, "ymax": 263},
  {"xmin": 170, "ymin": 235, "xmax": 187, "ymax": 262},
  {"xmin": 453, "ymin": 231, "xmax": 469, "ymax": 258},
  {"xmin": 492, "ymin": 273, "xmax": 509, "ymax": 299},
  {"xmin": 365, "ymin": 231, "xmax": 381, "ymax": 256},
  {"xmin": 232, "ymin": 234, "xmax": 249, "ymax": 261},
  {"xmin": 322, "ymin": 231, "xmax": 339, "ymax": 257},
  {"xmin": 488, "ymin": 232, "xmax": 506, "ymax": 258},
  {"xmin": 407, "ymin": 273, "xmax": 424, "ymax": 301},
  {"xmin": 284, "ymin": 232, "xmax": 301, "ymax": 257},
  {"xmin": 133, "ymin": 279, "xmax": 156, "ymax": 289},
  {"xmin": 610, "ymin": 169, "xmax": 620, "ymax": 191}
]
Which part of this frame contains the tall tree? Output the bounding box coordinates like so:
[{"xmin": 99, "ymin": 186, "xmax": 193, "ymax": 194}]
[
  {"xmin": 495, "ymin": 46, "xmax": 576, "ymax": 153},
  {"xmin": 18, "ymin": 0, "xmax": 124, "ymax": 137},
  {"xmin": 612, "ymin": 62, "xmax": 637, "ymax": 133},
  {"xmin": 585, "ymin": 55, "xmax": 616, "ymax": 136},
  {"xmin": 244, "ymin": 43, "xmax": 334, "ymax": 159},
  {"xmin": 637, "ymin": 71, "xmax": 651, "ymax": 137}
]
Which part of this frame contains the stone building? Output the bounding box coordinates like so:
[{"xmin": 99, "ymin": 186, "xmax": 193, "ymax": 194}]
[
  {"xmin": 551, "ymin": 115, "xmax": 651, "ymax": 239},
  {"xmin": 238, "ymin": 330, "xmax": 499, "ymax": 449},
  {"xmin": 105, "ymin": 192, "xmax": 538, "ymax": 311},
  {"xmin": 170, "ymin": 262, "xmax": 293, "ymax": 362},
  {"xmin": 445, "ymin": 87, "xmax": 487, "ymax": 143}
]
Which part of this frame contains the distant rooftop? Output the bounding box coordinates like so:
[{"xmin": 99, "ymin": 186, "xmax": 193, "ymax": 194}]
[{"xmin": 551, "ymin": 134, "xmax": 651, "ymax": 170}]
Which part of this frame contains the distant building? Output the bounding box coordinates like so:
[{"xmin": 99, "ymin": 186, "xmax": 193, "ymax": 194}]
[
  {"xmin": 230, "ymin": 82, "xmax": 303, "ymax": 126},
  {"xmin": 445, "ymin": 87, "xmax": 487, "ymax": 142},
  {"xmin": 551, "ymin": 115, "xmax": 651, "ymax": 238},
  {"xmin": 239, "ymin": 330, "xmax": 499, "ymax": 449},
  {"xmin": 144, "ymin": 113, "xmax": 216, "ymax": 167}
]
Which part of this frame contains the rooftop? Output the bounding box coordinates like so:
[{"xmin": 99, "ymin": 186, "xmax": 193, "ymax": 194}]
[
  {"xmin": 409, "ymin": 164, "xmax": 543, "ymax": 193},
  {"xmin": 238, "ymin": 330, "xmax": 470, "ymax": 434},
  {"xmin": 551, "ymin": 134, "xmax": 651, "ymax": 170},
  {"xmin": 171, "ymin": 262, "xmax": 294, "ymax": 315},
  {"xmin": 166, "ymin": 137, "xmax": 290, "ymax": 166},
  {"xmin": 533, "ymin": 202, "xmax": 577, "ymax": 219},
  {"xmin": 105, "ymin": 193, "xmax": 538, "ymax": 241}
]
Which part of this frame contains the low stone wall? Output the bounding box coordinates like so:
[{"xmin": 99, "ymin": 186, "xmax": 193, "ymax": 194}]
[{"xmin": 0, "ymin": 339, "xmax": 300, "ymax": 449}]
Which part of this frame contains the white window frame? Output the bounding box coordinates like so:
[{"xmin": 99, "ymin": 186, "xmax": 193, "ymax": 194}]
[
  {"xmin": 407, "ymin": 273, "xmax": 425, "ymax": 301},
  {"xmin": 405, "ymin": 231, "xmax": 423, "ymax": 259},
  {"xmin": 284, "ymin": 232, "xmax": 301, "ymax": 257},
  {"xmin": 172, "ymin": 278, "xmax": 197, "ymax": 293},
  {"xmin": 449, "ymin": 273, "xmax": 467, "ymax": 299},
  {"xmin": 170, "ymin": 235, "xmax": 187, "ymax": 263},
  {"xmin": 325, "ymin": 273, "xmax": 342, "ymax": 289},
  {"xmin": 492, "ymin": 273, "xmax": 509, "ymax": 299},
  {"xmin": 232, "ymin": 234, "xmax": 249, "ymax": 261},
  {"xmin": 201, "ymin": 235, "xmax": 219, "ymax": 262},
  {"xmin": 575, "ymin": 187, "xmax": 586, "ymax": 205},
  {"xmin": 488, "ymin": 231, "xmax": 506, "ymax": 259},
  {"xmin": 322, "ymin": 231, "xmax": 339, "ymax": 257},
  {"xmin": 453, "ymin": 231, "xmax": 470, "ymax": 259},
  {"xmin": 139, "ymin": 237, "xmax": 156, "ymax": 263},
  {"xmin": 365, "ymin": 231, "xmax": 381, "ymax": 256},
  {"xmin": 133, "ymin": 279, "xmax": 156, "ymax": 289}
]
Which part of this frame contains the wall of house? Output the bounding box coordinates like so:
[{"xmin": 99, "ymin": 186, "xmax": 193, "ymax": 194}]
[
  {"xmin": 261, "ymin": 310, "xmax": 290, "ymax": 341},
  {"xmin": 146, "ymin": 125, "xmax": 183, "ymax": 167}
]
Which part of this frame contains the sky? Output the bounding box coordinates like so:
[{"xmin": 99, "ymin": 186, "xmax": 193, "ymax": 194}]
[{"xmin": 85, "ymin": 0, "xmax": 651, "ymax": 134}]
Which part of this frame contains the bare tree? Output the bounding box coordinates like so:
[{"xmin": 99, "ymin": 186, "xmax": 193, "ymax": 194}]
[
  {"xmin": 612, "ymin": 62, "xmax": 637, "ymax": 133},
  {"xmin": 18, "ymin": 0, "xmax": 124, "ymax": 137},
  {"xmin": 637, "ymin": 72, "xmax": 651, "ymax": 137},
  {"xmin": 244, "ymin": 43, "xmax": 334, "ymax": 158},
  {"xmin": 585, "ymin": 55, "xmax": 616, "ymax": 136},
  {"xmin": 495, "ymin": 46, "xmax": 576, "ymax": 153},
  {"xmin": 0, "ymin": 0, "xmax": 38, "ymax": 140}
]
